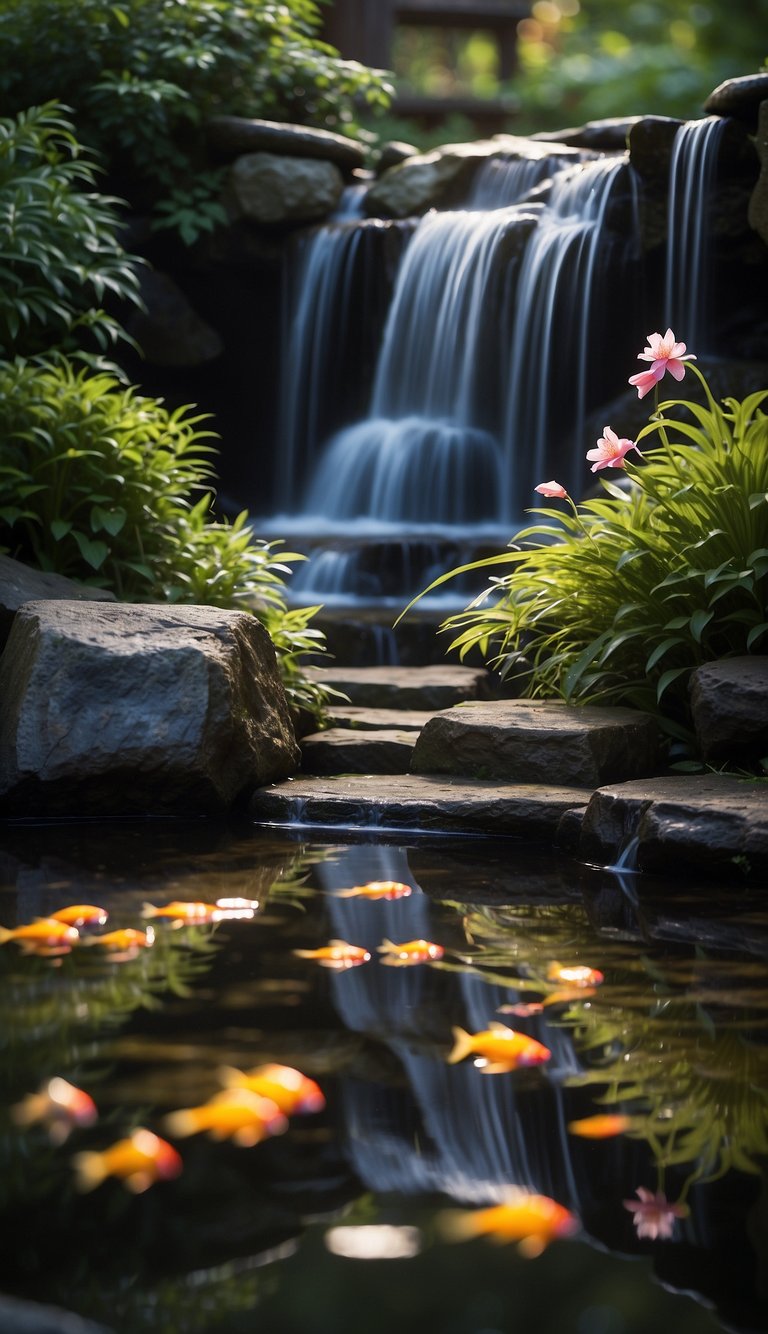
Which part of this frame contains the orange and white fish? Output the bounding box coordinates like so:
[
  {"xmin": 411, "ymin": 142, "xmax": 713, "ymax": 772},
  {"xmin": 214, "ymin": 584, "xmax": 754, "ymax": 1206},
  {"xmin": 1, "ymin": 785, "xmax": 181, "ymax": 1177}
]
[
  {"xmin": 567, "ymin": 1113, "xmax": 634, "ymax": 1139},
  {"xmin": 293, "ymin": 940, "xmax": 371, "ymax": 970},
  {"xmin": 334, "ymin": 881, "xmax": 413, "ymax": 901},
  {"xmin": 50, "ymin": 905, "xmax": 108, "ymax": 929},
  {"xmin": 377, "ymin": 938, "xmax": 444, "ymax": 967},
  {"xmin": 142, "ymin": 901, "xmax": 219, "ymax": 925},
  {"xmin": 163, "ymin": 1088, "xmax": 288, "ymax": 1147},
  {"xmin": 72, "ymin": 1128, "xmax": 182, "ymax": 1193},
  {"xmin": 0, "ymin": 918, "xmax": 79, "ymax": 951},
  {"xmin": 547, "ymin": 962, "xmax": 604, "ymax": 987},
  {"xmin": 217, "ymin": 1063, "xmax": 325, "ymax": 1116},
  {"xmin": 214, "ymin": 897, "xmax": 260, "ymax": 918},
  {"xmin": 83, "ymin": 927, "xmax": 155, "ymax": 959},
  {"xmin": 447, "ymin": 1023, "xmax": 551, "ymax": 1073},
  {"xmin": 12, "ymin": 1077, "xmax": 97, "ymax": 1145},
  {"xmin": 438, "ymin": 1193, "xmax": 579, "ymax": 1257}
]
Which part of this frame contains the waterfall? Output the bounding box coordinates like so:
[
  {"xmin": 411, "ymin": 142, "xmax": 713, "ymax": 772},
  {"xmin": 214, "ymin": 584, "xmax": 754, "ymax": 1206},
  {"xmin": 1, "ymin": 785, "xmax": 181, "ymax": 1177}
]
[{"xmin": 664, "ymin": 116, "xmax": 727, "ymax": 353}]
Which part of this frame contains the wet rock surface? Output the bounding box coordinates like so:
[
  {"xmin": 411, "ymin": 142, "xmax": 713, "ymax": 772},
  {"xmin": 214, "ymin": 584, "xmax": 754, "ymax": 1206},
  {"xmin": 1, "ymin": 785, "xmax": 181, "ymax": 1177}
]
[
  {"xmin": 300, "ymin": 727, "xmax": 418, "ymax": 775},
  {"xmin": 690, "ymin": 656, "xmax": 768, "ymax": 765},
  {"xmin": 410, "ymin": 699, "xmax": 660, "ymax": 787},
  {"xmin": 230, "ymin": 151, "xmax": 344, "ymax": 225},
  {"xmin": 306, "ymin": 664, "xmax": 501, "ymax": 709},
  {"xmin": 206, "ymin": 115, "xmax": 367, "ymax": 171},
  {"xmin": 579, "ymin": 775, "xmax": 768, "ymax": 881},
  {"xmin": 0, "ymin": 601, "xmax": 299, "ymax": 817},
  {"xmin": 250, "ymin": 772, "xmax": 591, "ymax": 836}
]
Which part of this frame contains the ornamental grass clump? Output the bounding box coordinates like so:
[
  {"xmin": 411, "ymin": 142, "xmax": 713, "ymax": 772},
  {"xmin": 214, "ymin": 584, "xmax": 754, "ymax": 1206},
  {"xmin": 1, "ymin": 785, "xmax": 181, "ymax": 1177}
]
[{"xmin": 403, "ymin": 329, "xmax": 768, "ymax": 754}]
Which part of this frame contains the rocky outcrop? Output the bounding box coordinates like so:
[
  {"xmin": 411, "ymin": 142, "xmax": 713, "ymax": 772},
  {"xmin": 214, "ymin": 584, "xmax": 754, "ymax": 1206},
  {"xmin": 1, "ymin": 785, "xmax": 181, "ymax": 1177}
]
[
  {"xmin": 229, "ymin": 151, "xmax": 345, "ymax": 225},
  {"xmin": 704, "ymin": 73, "xmax": 768, "ymax": 129},
  {"xmin": 689, "ymin": 656, "xmax": 768, "ymax": 766},
  {"xmin": 578, "ymin": 774, "xmax": 768, "ymax": 881},
  {"xmin": 410, "ymin": 700, "xmax": 660, "ymax": 788},
  {"xmin": 0, "ymin": 554, "xmax": 115, "ymax": 652},
  {"xmin": 206, "ymin": 115, "xmax": 367, "ymax": 172},
  {"xmin": 306, "ymin": 664, "xmax": 501, "ymax": 709},
  {"xmin": 0, "ymin": 601, "xmax": 299, "ymax": 817},
  {"xmin": 300, "ymin": 726, "xmax": 417, "ymax": 774}
]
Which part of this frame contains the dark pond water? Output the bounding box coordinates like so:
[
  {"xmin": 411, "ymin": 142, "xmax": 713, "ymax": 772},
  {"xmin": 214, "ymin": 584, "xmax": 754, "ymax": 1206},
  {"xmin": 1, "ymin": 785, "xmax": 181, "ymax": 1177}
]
[{"xmin": 1, "ymin": 819, "xmax": 767, "ymax": 1334}]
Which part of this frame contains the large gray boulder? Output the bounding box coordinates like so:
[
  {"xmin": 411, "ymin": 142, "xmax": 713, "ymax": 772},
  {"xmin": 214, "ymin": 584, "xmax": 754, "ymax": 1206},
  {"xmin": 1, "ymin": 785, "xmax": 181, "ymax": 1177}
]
[
  {"xmin": 689, "ymin": 656, "xmax": 768, "ymax": 765},
  {"xmin": 0, "ymin": 554, "xmax": 115, "ymax": 652},
  {"xmin": 410, "ymin": 699, "xmax": 659, "ymax": 787},
  {"xmin": 0, "ymin": 601, "xmax": 299, "ymax": 816},
  {"xmin": 229, "ymin": 151, "xmax": 344, "ymax": 225}
]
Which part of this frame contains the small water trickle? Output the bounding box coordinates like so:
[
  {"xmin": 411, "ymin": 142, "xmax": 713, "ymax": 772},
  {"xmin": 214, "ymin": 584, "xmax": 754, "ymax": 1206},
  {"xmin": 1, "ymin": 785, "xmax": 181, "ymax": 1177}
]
[
  {"xmin": 664, "ymin": 116, "xmax": 727, "ymax": 352},
  {"xmin": 605, "ymin": 833, "xmax": 641, "ymax": 875}
]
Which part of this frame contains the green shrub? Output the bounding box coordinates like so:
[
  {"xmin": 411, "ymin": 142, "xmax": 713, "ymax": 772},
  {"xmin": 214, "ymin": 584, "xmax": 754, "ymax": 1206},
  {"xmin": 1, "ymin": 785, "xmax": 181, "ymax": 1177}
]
[
  {"xmin": 0, "ymin": 358, "xmax": 328, "ymax": 718},
  {"xmin": 0, "ymin": 1, "xmax": 393, "ymax": 236},
  {"xmin": 402, "ymin": 334, "xmax": 768, "ymax": 756},
  {"xmin": 0, "ymin": 102, "xmax": 141, "ymax": 359}
]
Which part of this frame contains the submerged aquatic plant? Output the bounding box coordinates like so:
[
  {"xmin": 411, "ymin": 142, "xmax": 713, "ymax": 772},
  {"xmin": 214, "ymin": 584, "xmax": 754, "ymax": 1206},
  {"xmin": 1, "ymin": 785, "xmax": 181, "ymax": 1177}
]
[{"xmin": 402, "ymin": 329, "xmax": 768, "ymax": 753}]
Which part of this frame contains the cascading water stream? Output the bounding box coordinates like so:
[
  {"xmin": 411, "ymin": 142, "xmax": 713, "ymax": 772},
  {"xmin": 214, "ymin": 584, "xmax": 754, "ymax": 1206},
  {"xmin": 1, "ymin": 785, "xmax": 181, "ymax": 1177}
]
[{"xmin": 664, "ymin": 116, "xmax": 727, "ymax": 352}]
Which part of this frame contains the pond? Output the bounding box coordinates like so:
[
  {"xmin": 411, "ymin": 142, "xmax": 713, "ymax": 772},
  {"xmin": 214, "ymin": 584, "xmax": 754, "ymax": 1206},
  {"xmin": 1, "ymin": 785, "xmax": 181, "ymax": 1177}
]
[{"xmin": 1, "ymin": 819, "xmax": 767, "ymax": 1334}]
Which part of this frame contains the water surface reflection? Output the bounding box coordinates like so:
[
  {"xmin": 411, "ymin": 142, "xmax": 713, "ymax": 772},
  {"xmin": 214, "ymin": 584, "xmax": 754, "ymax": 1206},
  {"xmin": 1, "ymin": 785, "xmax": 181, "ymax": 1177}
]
[{"xmin": 0, "ymin": 821, "xmax": 766, "ymax": 1333}]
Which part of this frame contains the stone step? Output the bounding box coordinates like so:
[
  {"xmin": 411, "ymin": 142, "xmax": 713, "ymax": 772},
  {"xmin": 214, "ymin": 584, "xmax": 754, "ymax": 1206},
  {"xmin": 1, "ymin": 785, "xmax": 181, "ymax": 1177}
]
[
  {"xmin": 308, "ymin": 664, "xmax": 501, "ymax": 710},
  {"xmin": 325, "ymin": 706, "xmax": 436, "ymax": 731},
  {"xmin": 411, "ymin": 699, "xmax": 660, "ymax": 788},
  {"xmin": 300, "ymin": 727, "xmax": 418, "ymax": 775},
  {"xmin": 250, "ymin": 773, "xmax": 590, "ymax": 838}
]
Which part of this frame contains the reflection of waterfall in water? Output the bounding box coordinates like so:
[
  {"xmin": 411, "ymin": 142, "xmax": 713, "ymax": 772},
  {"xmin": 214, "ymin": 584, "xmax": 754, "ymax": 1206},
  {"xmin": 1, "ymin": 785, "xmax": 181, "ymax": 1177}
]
[
  {"xmin": 664, "ymin": 117, "xmax": 727, "ymax": 353},
  {"xmin": 321, "ymin": 847, "xmax": 583, "ymax": 1206}
]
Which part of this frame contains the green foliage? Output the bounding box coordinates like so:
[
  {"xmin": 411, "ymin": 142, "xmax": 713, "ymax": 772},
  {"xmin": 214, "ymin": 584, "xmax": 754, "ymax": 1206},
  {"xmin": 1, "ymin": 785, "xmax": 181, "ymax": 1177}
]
[
  {"xmin": 0, "ymin": 0, "xmax": 393, "ymax": 236},
  {"xmin": 0, "ymin": 358, "xmax": 328, "ymax": 718},
  {"xmin": 0, "ymin": 102, "xmax": 141, "ymax": 359},
  {"xmin": 404, "ymin": 361, "xmax": 768, "ymax": 752},
  {"xmin": 150, "ymin": 172, "xmax": 229, "ymax": 247}
]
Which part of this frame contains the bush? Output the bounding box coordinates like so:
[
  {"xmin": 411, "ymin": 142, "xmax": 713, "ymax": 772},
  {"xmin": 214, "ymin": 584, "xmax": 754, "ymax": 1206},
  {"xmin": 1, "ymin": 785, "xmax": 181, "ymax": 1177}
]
[
  {"xmin": 0, "ymin": 102, "xmax": 141, "ymax": 359},
  {"xmin": 403, "ymin": 332, "xmax": 768, "ymax": 757},
  {"xmin": 0, "ymin": 1, "xmax": 393, "ymax": 233},
  {"xmin": 0, "ymin": 357, "xmax": 327, "ymax": 717}
]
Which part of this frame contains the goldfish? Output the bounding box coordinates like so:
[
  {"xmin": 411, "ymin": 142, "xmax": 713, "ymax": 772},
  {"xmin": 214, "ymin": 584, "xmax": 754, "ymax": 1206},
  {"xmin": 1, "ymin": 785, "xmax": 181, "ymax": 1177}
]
[
  {"xmin": 567, "ymin": 1113, "xmax": 633, "ymax": 1139},
  {"xmin": 217, "ymin": 1063, "xmax": 325, "ymax": 1116},
  {"xmin": 12, "ymin": 1077, "xmax": 97, "ymax": 1145},
  {"xmin": 83, "ymin": 927, "xmax": 155, "ymax": 959},
  {"xmin": 163, "ymin": 1088, "xmax": 288, "ymax": 1147},
  {"xmin": 377, "ymin": 938, "xmax": 445, "ymax": 967},
  {"xmin": 72, "ymin": 1128, "xmax": 182, "ymax": 1193},
  {"xmin": 293, "ymin": 939, "xmax": 371, "ymax": 970},
  {"xmin": 142, "ymin": 900, "xmax": 220, "ymax": 925},
  {"xmin": 547, "ymin": 962, "xmax": 604, "ymax": 987},
  {"xmin": 50, "ymin": 905, "xmax": 108, "ymax": 929},
  {"xmin": 438, "ymin": 1193, "xmax": 579, "ymax": 1257},
  {"xmin": 542, "ymin": 986, "xmax": 597, "ymax": 1007},
  {"xmin": 0, "ymin": 918, "xmax": 79, "ymax": 951},
  {"xmin": 498, "ymin": 1002, "xmax": 545, "ymax": 1018},
  {"xmin": 214, "ymin": 897, "xmax": 260, "ymax": 918},
  {"xmin": 447, "ymin": 1023, "xmax": 551, "ymax": 1073},
  {"xmin": 334, "ymin": 881, "xmax": 412, "ymax": 900}
]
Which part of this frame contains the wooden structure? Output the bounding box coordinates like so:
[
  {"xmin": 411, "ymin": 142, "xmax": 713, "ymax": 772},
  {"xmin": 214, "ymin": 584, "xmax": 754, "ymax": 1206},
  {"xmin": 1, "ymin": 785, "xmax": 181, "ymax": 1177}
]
[{"xmin": 322, "ymin": 0, "xmax": 530, "ymax": 129}]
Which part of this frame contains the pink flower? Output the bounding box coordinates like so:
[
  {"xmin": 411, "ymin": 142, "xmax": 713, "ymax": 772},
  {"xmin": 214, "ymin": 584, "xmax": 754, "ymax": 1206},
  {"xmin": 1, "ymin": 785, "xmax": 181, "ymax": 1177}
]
[
  {"xmin": 623, "ymin": 1188, "xmax": 688, "ymax": 1241},
  {"xmin": 534, "ymin": 480, "xmax": 568, "ymax": 498},
  {"xmin": 586, "ymin": 427, "xmax": 640, "ymax": 472},
  {"xmin": 628, "ymin": 328, "xmax": 696, "ymax": 397}
]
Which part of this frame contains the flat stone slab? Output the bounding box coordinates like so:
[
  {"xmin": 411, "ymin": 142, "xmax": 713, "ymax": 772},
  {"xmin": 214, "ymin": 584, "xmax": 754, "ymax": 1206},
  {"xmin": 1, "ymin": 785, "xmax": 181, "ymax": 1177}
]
[
  {"xmin": 206, "ymin": 115, "xmax": 367, "ymax": 171},
  {"xmin": 300, "ymin": 728, "xmax": 418, "ymax": 775},
  {"xmin": 250, "ymin": 773, "xmax": 591, "ymax": 837},
  {"xmin": 307, "ymin": 665, "xmax": 498, "ymax": 710},
  {"xmin": 579, "ymin": 775, "xmax": 768, "ymax": 882},
  {"xmin": 410, "ymin": 699, "xmax": 659, "ymax": 787},
  {"xmin": 324, "ymin": 706, "xmax": 435, "ymax": 731},
  {"xmin": 0, "ymin": 553, "xmax": 115, "ymax": 651},
  {"xmin": 690, "ymin": 657, "xmax": 768, "ymax": 766}
]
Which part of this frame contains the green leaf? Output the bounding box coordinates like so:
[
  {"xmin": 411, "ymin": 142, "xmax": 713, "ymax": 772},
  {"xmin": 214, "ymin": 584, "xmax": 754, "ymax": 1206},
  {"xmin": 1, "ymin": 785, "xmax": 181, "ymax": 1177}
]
[
  {"xmin": 50, "ymin": 518, "xmax": 73, "ymax": 540},
  {"xmin": 72, "ymin": 530, "xmax": 109, "ymax": 569},
  {"xmin": 689, "ymin": 608, "xmax": 714, "ymax": 643}
]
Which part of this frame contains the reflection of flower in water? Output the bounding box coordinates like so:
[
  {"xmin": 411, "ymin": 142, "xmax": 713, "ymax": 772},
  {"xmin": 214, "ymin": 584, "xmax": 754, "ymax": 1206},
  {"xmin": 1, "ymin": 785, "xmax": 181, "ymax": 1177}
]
[{"xmin": 623, "ymin": 1187, "xmax": 688, "ymax": 1240}]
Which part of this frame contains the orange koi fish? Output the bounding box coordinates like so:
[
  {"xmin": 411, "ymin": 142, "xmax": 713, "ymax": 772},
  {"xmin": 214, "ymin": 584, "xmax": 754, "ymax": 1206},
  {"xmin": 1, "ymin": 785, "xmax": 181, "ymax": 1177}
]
[
  {"xmin": 547, "ymin": 962, "xmax": 604, "ymax": 987},
  {"xmin": 447, "ymin": 1023, "xmax": 551, "ymax": 1073},
  {"xmin": 12, "ymin": 1077, "xmax": 98, "ymax": 1145},
  {"xmin": 73, "ymin": 1128, "xmax": 182, "ymax": 1193},
  {"xmin": 438, "ymin": 1193, "xmax": 579, "ymax": 1257},
  {"xmin": 50, "ymin": 905, "xmax": 108, "ymax": 929},
  {"xmin": 498, "ymin": 1002, "xmax": 545, "ymax": 1018},
  {"xmin": 377, "ymin": 938, "xmax": 445, "ymax": 967},
  {"xmin": 163, "ymin": 1088, "xmax": 288, "ymax": 1147},
  {"xmin": 0, "ymin": 918, "xmax": 79, "ymax": 950},
  {"xmin": 142, "ymin": 900, "xmax": 219, "ymax": 925},
  {"xmin": 567, "ymin": 1113, "xmax": 633, "ymax": 1139},
  {"xmin": 217, "ymin": 1063, "xmax": 325, "ymax": 1116},
  {"xmin": 293, "ymin": 939, "xmax": 371, "ymax": 970},
  {"xmin": 84, "ymin": 927, "xmax": 155, "ymax": 959},
  {"xmin": 334, "ymin": 881, "xmax": 412, "ymax": 901}
]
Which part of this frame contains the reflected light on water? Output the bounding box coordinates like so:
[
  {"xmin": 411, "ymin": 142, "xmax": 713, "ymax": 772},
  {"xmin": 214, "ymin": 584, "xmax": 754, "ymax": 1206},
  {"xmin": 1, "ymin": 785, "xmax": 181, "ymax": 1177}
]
[{"xmin": 325, "ymin": 1224, "xmax": 423, "ymax": 1260}]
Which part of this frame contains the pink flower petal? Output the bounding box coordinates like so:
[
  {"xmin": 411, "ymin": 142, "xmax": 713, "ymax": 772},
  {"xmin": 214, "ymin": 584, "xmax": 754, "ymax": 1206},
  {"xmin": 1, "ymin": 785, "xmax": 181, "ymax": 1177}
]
[{"xmin": 534, "ymin": 480, "xmax": 568, "ymax": 498}]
